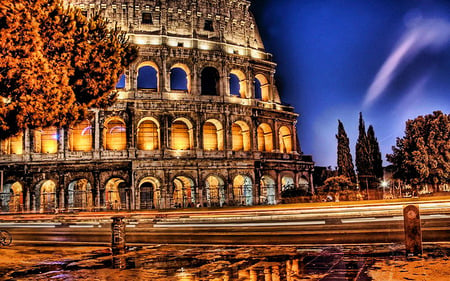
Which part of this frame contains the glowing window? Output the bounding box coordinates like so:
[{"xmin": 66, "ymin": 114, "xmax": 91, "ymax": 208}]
[
  {"xmin": 232, "ymin": 122, "xmax": 250, "ymax": 151},
  {"xmin": 1, "ymin": 133, "xmax": 23, "ymax": 155},
  {"xmin": 34, "ymin": 127, "xmax": 58, "ymax": 153},
  {"xmin": 257, "ymin": 123, "xmax": 273, "ymax": 152},
  {"xmin": 254, "ymin": 74, "xmax": 270, "ymax": 101},
  {"xmin": 69, "ymin": 120, "xmax": 92, "ymax": 152},
  {"xmin": 104, "ymin": 118, "xmax": 126, "ymax": 151},
  {"xmin": 171, "ymin": 120, "xmax": 192, "ymax": 150},
  {"xmin": 137, "ymin": 119, "xmax": 159, "ymax": 151},
  {"xmin": 279, "ymin": 126, "xmax": 293, "ymax": 153}
]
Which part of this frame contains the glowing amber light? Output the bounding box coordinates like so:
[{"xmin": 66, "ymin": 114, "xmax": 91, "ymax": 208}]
[
  {"xmin": 171, "ymin": 120, "xmax": 192, "ymax": 150},
  {"xmin": 257, "ymin": 123, "xmax": 273, "ymax": 152},
  {"xmin": 279, "ymin": 126, "xmax": 293, "ymax": 153},
  {"xmin": 137, "ymin": 119, "xmax": 159, "ymax": 151},
  {"xmin": 9, "ymin": 182, "xmax": 23, "ymax": 212},
  {"xmin": 173, "ymin": 176, "xmax": 194, "ymax": 207},
  {"xmin": 104, "ymin": 118, "xmax": 126, "ymax": 151},
  {"xmin": 34, "ymin": 127, "xmax": 58, "ymax": 153},
  {"xmin": 40, "ymin": 180, "xmax": 56, "ymax": 212},
  {"xmin": 232, "ymin": 121, "xmax": 250, "ymax": 151},
  {"xmin": 230, "ymin": 69, "xmax": 248, "ymax": 98},
  {"xmin": 1, "ymin": 132, "xmax": 23, "ymax": 155},
  {"xmin": 105, "ymin": 178, "xmax": 124, "ymax": 210},
  {"xmin": 203, "ymin": 120, "xmax": 223, "ymax": 151},
  {"xmin": 255, "ymin": 74, "xmax": 270, "ymax": 101},
  {"xmin": 69, "ymin": 120, "xmax": 92, "ymax": 152}
]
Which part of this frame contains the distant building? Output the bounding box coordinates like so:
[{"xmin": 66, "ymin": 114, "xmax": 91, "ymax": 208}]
[{"xmin": 0, "ymin": 0, "xmax": 314, "ymax": 213}]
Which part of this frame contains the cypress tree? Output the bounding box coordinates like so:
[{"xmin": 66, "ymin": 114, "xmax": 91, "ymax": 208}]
[
  {"xmin": 355, "ymin": 112, "xmax": 371, "ymax": 176},
  {"xmin": 367, "ymin": 125, "xmax": 383, "ymax": 178},
  {"xmin": 336, "ymin": 120, "xmax": 356, "ymax": 182}
]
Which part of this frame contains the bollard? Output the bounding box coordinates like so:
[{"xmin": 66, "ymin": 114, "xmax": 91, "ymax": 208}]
[
  {"xmin": 111, "ymin": 216, "xmax": 126, "ymax": 255},
  {"xmin": 403, "ymin": 205, "xmax": 422, "ymax": 256}
]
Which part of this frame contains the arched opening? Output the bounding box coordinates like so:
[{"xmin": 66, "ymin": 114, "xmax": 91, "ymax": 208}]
[
  {"xmin": 69, "ymin": 120, "xmax": 92, "ymax": 152},
  {"xmin": 257, "ymin": 123, "xmax": 273, "ymax": 152},
  {"xmin": 201, "ymin": 67, "xmax": 220, "ymax": 96},
  {"xmin": 298, "ymin": 177, "xmax": 310, "ymax": 192},
  {"xmin": 254, "ymin": 74, "xmax": 270, "ymax": 101},
  {"xmin": 172, "ymin": 176, "xmax": 195, "ymax": 208},
  {"xmin": 105, "ymin": 178, "xmax": 129, "ymax": 210},
  {"xmin": 39, "ymin": 180, "xmax": 57, "ymax": 213},
  {"xmin": 103, "ymin": 117, "xmax": 126, "ymax": 151},
  {"xmin": 67, "ymin": 179, "xmax": 92, "ymax": 210},
  {"xmin": 1, "ymin": 182, "xmax": 23, "ymax": 212},
  {"xmin": 171, "ymin": 118, "xmax": 193, "ymax": 150},
  {"xmin": 230, "ymin": 69, "xmax": 247, "ymax": 98},
  {"xmin": 279, "ymin": 126, "xmax": 293, "ymax": 153},
  {"xmin": 137, "ymin": 118, "xmax": 160, "ymax": 151},
  {"xmin": 170, "ymin": 64, "xmax": 190, "ymax": 92},
  {"xmin": 260, "ymin": 176, "xmax": 276, "ymax": 205},
  {"xmin": 281, "ymin": 176, "xmax": 294, "ymax": 191},
  {"xmin": 139, "ymin": 177, "xmax": 160, "ymax": 209},
  {"xmin": 233, "ymin": 175, "xmax": 253, "ymax": 206},
  {"xmin": 34, "ymin": 127, "xmax": 58, "ymax": 153},
  {"xmin": 1, "ymin": 133, "xmax": 23, "ymax": 155},
  {"xmin": 116, "ymin": 74, "xmax": 126, "ymax": 89},
  {"xmin": 232, "ymin": 121, "xmax": 250, "ymax": 151},
  {"xmin": 203, "ymin": 119, "xmax": 223, "ymax": 151},
  {"xmin": 137, "ymin": 62, "xmax": 158, "ymax": 90},
  {"xmin": 205, "ymin": 175, "xmax": 225, "ymax": 207}
]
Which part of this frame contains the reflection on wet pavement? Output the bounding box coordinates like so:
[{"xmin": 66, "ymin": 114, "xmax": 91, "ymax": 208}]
[{"xmin": 2, "ymin": 244, "xmax": 449, "ymax": 281}]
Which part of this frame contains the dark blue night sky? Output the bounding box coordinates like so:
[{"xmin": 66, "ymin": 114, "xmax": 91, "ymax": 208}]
[{"xmin": 250, "ymin": 0, "xmax": 450, "ymax": 167}]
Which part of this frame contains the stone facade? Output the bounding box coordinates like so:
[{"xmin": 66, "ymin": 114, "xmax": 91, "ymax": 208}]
[{"xmin": 0, "ymin": 0, "xmax": 314, "ymax": 213}]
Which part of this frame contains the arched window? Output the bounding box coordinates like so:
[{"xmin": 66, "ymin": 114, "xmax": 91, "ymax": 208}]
[
  {"xmin": 116, "ymin": 74, "xmax": 126, "ymax": 89},
  {"xmin": 172, "ymin": 176, "xmax": 195, "ymax": 208},
  {"xmin": 205, "ymin": 176, "xmax": 225, "ymax": 207},
  {"xmin": 137, "ymin": 64, "xmax": 158, "ymax": 90},
  {"xmin": 105, "ymin": 178, "xmax": 128, "ymax": 210},
  {"xmin": 230, "ymin": 70, "xmax": 247, "ymax": 98},
  {"xmin": 40, "ymin": 180, "xmax": 56, "ymax": 213},
  {"xmin": 254, "ymin": 74, "xmax": 270, "ymax": 101},
  {"xmin": 260, "ymin": 176, "xmax": 276, "ymax": 205},
  {"xmin": 232, "ymin": 121, "xmax": 250, "ymax": 151},
  {"xmin": 34, "ymin": 127, "xmax": 58, "ymax": 153},
  {"xmin": 203, "ymin": 120, "xmax": 223, "ymax": 151},
  {"xmin": 67, "ymin": 179, "xmax": 92, "ymax": 210},
  {"xmin": 69, "ymin": 120, "xmax": 92, "ymax": 152},
  {"xmin": 139, "ymin": 177, "xmax": 160, "ymax": 209},
  {"xmin": 233, "ymin": 175, "xmax": 253, "ymax": 206},
  {"xmin": 170, "ymin": 68, "xmax": 188, "ymax": 91},
  {"xmin": 137, "ymin": 119, "xmax": 159, "ymax": 151},
  {"xmin": 282, "ymin": 176, "xmax": 294, "ymax": 191},
  {"xmin": 171, "ymin": 119, "xmax": 193, "ymax": 150},
  {"xmin": 279, "ymin": 126, "xmax": 293, "ymax": 153},
  {"xmin": 1, "ymin": 133, "xmax": 23, "ymax": 155},
  {"xmin": 257, "ymin": 123, "xmax": 273, "ymax": 152},
  {"xmin": 201, "ymin": 67, "xmax": 220, "ymax": 95},
  {"xmin": 103, "ymin": 118, "xmax": 126, "ymax": 151}
]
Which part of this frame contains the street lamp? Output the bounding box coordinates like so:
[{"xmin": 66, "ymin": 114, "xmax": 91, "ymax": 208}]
[{"xmin": 381, "ymin": 180, "xmax": 389, "ymax": 199}]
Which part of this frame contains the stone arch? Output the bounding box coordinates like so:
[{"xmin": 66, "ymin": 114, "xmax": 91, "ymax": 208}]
[
  {"xmin": 201, "ymin": 66, "xmax": 220, "ymax": 96},
  {"xmin": 205, "ymin": 175, "xmax": 225, "ymax": 207},
  {"xmin": 279, "ymin": 126, "xmax": 293, "ymax": 153},
  {"xmin": 170, "ymin": 63, "xmax": 191, "ymax": 92},
  {"xmin": 69, "ymin": 120, "xmax": 93, "ymax": 152},
  {"xmin": 257, "ymin": 123, "xmax": 274, "ymax": 152},
  {"xmin": 229, "ymin": 69, "xmax": 248, "ymax": 98},
  {"xmin": 232, "ymin": 175, "xmax": 253, "ymax": 206},
  {"xmin": 137, "ymin": 117, "xmax": 160, "ymax": 151},
  {"xmin": 34, "ymin": 180, "xmax": 57, "ymax": 213},
  {"xmin": 104, "ymin": 177, "xmax": 129, "ymax": 210},
  {"xmin": 33, "ymin": 127, "xmax": 58, "ymax": 153},
  {"xmin": 172, "ymin": 175, "xmax": 196, "ymax": 208},
  {"xmin": 298, "ymin": 176, "xmax": 310, "ymax": 191},
  {"xmin": 103, "ymin": 117, "xmax": 127, "ymax": 151},
  {"xmin": 254, "ymin": 73, "xmax": 270, "ymax": 101},
  {"xmin": 203, "ymin": 119, "xmax": 224, "ymax": 151},
  {"xmin": 232, "ymin": 121, "xmax": 251, "ymax": 151},
  {"xmin": 260, "ymin": 175, "xmax": 276, "ymax": 205},
  {"xmin": 67, "ymin": 179, "xmax": 93, "ymax": 210},
  {"xmin": 281, "ymin": 175, "xmax": 295, "ymax": 191},
  {"xmin": 171, "ymin": 117, "xmax": 194, "ymax": 150},
  {"xmin": 1, "ymin": 181, "xmax": 23, "ymax": 212},
  {"xmin": 137, "ymin": 61, "xmax": 159, "ymax": 90},
  {"xmin": 138, "ymin": 177, "xmax": 161, "ymax": 209},
  {"xmin": 1, "ymin": 132, "xmax": 23, "ymax": 155}
]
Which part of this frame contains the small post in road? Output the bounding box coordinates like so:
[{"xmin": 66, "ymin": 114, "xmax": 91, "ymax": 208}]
[
  {"xmin": 111, "ymin": 216, "xmax": 126, "ymax": 255},
  {"xmin": 403, "ymin": 205, "xmax": 422, "ymax": 256}
]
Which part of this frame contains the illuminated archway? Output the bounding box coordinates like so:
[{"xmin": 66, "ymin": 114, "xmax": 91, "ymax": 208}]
[
  {"xmin": 257, "ymin": 123, "xmax": 273, "ymax": 152},
  {"xmin": 1, "ymin": 182, "xmax": 23, "ymax": 212},
  {"xmin": 67, "ymin": 179, "xmax": 92, "ymax": 210},
  {"xmin": 40, "ymin": 180, "xmax": 56, "ymax": 213},
  {"xmin": 279, "ymin": 126, "xmax": 293, "ymax": 153},
  {"xmin": 233, "ymin": 175, "xmax": 253, "ymax": 206},
  {"xmin": 171, "ymin": 118, "xmax": 194, "ymax": 150},
  {"xmin": 103, "ymin": 117, "xmax": 126, "ymax": 151},
  {"xmin": 69, "ymin": 120, "xmax": 92, "ymax": 152},
  {"xmin": 1, "ymin": 133, "xmax": 23, "ymax": 155},
  {"xmin": 282, "ymin": 176, "xmax": 294, "ymax": 191},
  {"xmin": 170, "ymin": 63, "xmax": 191, "ymax": 92},
  {"xmin": 137, "ymin": 118, "xmax": 160, "ymax": 151},
  {"xmin": 34, "ymin": 127, "xmax": 58, "ymax": 153},
  {"xmin": 260, "ymin": 176, "xmax": 276, "ymax": 205},
  {"xmin": 229, "ymin": 69, "xmax": 247, "ymax": 98},
  {"xmin": 298, "ymin": 177, "xmax": 309, "ymax": 191},
  {"xmin": 254, "ymin": 74, "xmax": 270, "ymax": 101},
  {"xmin": 137, "ymin": 61, "xmax": 159, "ymax": 90},
  {"xmin": 105, "ymin": 178, "xmax": 129, "ymax": 210},
  {"xmin": 201, "ymin": 67, "xmax": 220, "ymax": 96},
  {"xmin": 172, "ymin": 176, "xmax": 195, "ymax": 208},
  {"xmin": 203, "ymin": 119, "xmax": 224, "ymax": 151},
  {"xmin": 205, "ymin": 175, "xmax": 225, "ymax": 207},
  {"xmin": 139, "ymin": 177, "xmax": 161, "ymax": 209},
  {"xmin": 231, "ymin": 121, "xmax": 250, "ymax": 151}
]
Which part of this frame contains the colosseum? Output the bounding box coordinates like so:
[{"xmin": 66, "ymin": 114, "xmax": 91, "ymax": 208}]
[{"xmin": 0, "ymin": 0, "xmax": 314, "ymax": 213}]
